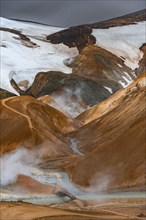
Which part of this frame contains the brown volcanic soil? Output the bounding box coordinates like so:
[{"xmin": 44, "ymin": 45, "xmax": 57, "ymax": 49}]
[
  {"xmin": 0, "ymin": 95, "xmax": 77, "ymax": 158},
  {"xmin": 64, "ymin": 73, "xmax": 146, "ymax": 189},
  {"xmin": 1, "ymin": 200, "xmax": 145, "ymax": 220}
]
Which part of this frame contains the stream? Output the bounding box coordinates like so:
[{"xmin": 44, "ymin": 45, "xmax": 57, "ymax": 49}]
[
  {"xmin": 70, "ymin": 138, "xmax": 84, "ymax": 156},
  {"xmin": 0, "ymin": 166, "xmax": 145, "ymax": 205}
]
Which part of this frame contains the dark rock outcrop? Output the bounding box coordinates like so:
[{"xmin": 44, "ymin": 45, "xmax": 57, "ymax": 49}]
[
  {"xmin": 47, "ymin": 26, "xmax": 96, "ymax": 53},
  {"xmin": 0, "ymin": 27, "xmax": 38, "ymax": 48},
  {"xmin": 135, "ymin": 43, "xmax": 146, "ymax": 76},
  {"xmin": 0, "ymin": 88, "xmax": 16, "ymax": 99},
  {"xmin": 26, "ymin": 71, "xmax": 121, "ymax": 107}
]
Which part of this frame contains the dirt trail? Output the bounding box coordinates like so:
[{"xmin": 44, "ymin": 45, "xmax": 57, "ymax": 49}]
[{"xmin": 1, "ymin": 97, "xmax": 33, "ymax": 130}]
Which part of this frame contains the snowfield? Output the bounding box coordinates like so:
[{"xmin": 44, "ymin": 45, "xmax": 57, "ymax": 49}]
[
  {"xmin": 0, "ymin": 18, "xmax": 78, "ymax": 94},
  {"xmin": 0, "ymin": 17, "xmax": 145, "ymax": 94},
  {"xmin": 93, "ymin": 22, "xmax": 145, "ymax": 70}
]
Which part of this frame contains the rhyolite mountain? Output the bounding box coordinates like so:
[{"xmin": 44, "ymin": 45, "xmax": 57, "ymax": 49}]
[
  {"xmin": 0, "ymin": 9, "xmax": 146, "ymax": 195},
  {"xmin": 62, "ymin": 73, "xmax": 146, "ymax": 190}
]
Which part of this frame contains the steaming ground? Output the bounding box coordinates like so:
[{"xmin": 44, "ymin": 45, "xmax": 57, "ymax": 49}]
[
  {"xmin": 0, "ymin": 74, "xmax": 146, "ymax": 204},
  {"xmin": 0, "ymin": 148, "xmax": 145, "ymax": 205},
  {"xmin": 0, "ymin": 149, "xmax": 33, "ymax": 185},
  {"xmin": 49, "ymin": 88, "xmax": 86, "ymax": 117}
]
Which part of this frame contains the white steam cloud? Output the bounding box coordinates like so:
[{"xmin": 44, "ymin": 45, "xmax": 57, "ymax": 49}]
[
  {"xmin": 50, "ymin": 87, "xmax": 86, "ymax": 117},
  {"xmin": 0, "ymin": 149, "xmax": 35, "ymax": 186},
  {"xmin": 89, "ymin": 171, "xmax": 113, "ymax": 192}
]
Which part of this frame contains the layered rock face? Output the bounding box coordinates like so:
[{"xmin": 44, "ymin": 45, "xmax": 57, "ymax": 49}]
[{"xmin": 26, "ymin": 71, "xmax": 121, "ymax": 117}]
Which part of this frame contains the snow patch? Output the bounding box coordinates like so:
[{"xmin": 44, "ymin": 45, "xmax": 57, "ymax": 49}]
[
  {"xmin": 119, "ymin": 80, "xmax": 127, "ymax": 88},
  {"xmin": 117, "ymin": 64, "xmax": 122, "ymax": 68},
  {"xmin": 131, "ymin": 71, "xmax": 137, "ymax": 77},
  {"xmin": 123, "ymin": 71, "xmax": 132, "ymax": 80},
  {"xmin": 104, "ymin": 86, "xmax": 113, "ymax": 93},
  {"xmin": 122, "ymin": 76, "xmax": 131, "ymax": 85},
  {"xmin": 63, "ymin": 56, "xmax": 76, "ymax": 66}
]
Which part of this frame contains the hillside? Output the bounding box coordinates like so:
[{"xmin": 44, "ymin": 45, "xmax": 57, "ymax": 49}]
[
  {"xmin": 0, "ymin": 9, "xmax": 146, "ymax": 220},
  {"xmin": 65, "ymin": 73, "xmax": 146, "ymax": 189}
]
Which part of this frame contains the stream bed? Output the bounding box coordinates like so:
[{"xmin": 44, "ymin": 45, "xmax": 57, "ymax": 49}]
[{"xmin": 0, "ymin": 166, "xmax": 145, "ymax": 205}]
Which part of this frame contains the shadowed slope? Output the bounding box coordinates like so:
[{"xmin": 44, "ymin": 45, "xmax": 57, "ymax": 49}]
[{"xmin": 26, "ymin": 71, "xmax": 121, "ymax": 117}]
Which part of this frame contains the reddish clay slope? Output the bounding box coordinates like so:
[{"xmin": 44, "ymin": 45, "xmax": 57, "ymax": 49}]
[{"xmin": 3, "ymin": 174, "xmax": 58, "ymax": 195}]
